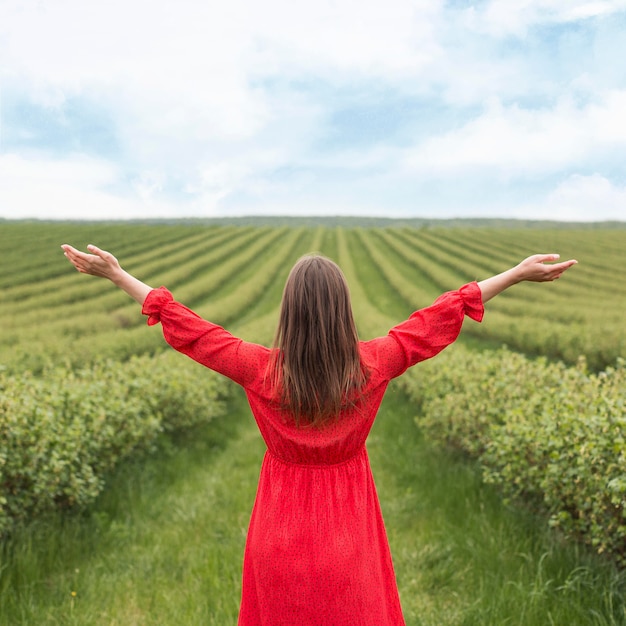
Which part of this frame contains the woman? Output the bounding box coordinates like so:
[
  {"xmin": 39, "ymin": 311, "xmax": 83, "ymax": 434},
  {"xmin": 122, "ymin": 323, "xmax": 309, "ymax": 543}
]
[{"xmin": 62, "ymin": 243, "xmax": 576, "ymax": 625}]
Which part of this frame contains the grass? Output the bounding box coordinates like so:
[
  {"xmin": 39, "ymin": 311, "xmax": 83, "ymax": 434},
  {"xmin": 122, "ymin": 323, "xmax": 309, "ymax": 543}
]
[
  {"xmin": 0, "ymin": 385, "xmax": 261, "ymax": 625},
  {"xmin": 2, "ymin": 383, "xmax": 625, "ymax": 625},
  {"xmin": 371, "ymin": 384, "xmax": 626, "ymax": 625}
]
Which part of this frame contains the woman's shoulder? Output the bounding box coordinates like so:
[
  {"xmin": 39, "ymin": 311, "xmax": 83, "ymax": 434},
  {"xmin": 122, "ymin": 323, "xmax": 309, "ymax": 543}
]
[{"xmin": 359, "ymin": 337, "xmax": 405, "ymax": 381}]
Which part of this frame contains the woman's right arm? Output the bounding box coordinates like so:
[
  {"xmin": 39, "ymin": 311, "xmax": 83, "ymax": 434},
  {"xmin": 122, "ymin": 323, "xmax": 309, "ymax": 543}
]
[
  {"xmin": 477, "ymin": 254, "xmax": 577, "ymax": 304},
  {"xmin": 62, "ymin": 244, "xmax": 153, "ymax": 305},
  {"xmin": 368, "ymin": 252, "xmax": 578, "ymax": 379}
]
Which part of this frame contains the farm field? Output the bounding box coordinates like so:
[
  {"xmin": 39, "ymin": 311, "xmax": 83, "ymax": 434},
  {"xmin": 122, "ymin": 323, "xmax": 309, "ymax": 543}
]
[
  {"xmin": 1, "ymin": 221, "xmax": 624, "ymax": 373},
  {"xmin": 1, "ymin": 220, "xmax": 626, "ymax": 625}
]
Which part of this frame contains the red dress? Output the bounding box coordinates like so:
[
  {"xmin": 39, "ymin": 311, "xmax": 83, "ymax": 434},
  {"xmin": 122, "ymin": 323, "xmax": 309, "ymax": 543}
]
[{"xmin": 142, "ymin": 283, "xmax": 483, "ymax": 626}]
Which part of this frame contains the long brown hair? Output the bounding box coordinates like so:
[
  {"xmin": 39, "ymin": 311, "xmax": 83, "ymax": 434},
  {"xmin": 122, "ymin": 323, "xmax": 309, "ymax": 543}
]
[{"xmin": 270, "ymin": 254, "xmax": 368, "ymax": 426}]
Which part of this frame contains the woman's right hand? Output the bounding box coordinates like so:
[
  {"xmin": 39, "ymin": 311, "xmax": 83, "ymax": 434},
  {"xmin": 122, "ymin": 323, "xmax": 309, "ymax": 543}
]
[
  {"xmin": 478, "ymin": 253, "xmax": 577, "ymax": 303},
  {"xmin": 61, "ymin": 244, "xmax": 123, "ymax": 281},
  {"xmin": 514, "ymin": 254, "xmax": 578, "ymax": 283}
]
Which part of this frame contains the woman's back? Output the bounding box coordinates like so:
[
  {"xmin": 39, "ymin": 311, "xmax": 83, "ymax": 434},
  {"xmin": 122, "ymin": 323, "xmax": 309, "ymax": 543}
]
[{"xmin": 141, "ymin": 281, "xmax": 484, "ymax": 625}]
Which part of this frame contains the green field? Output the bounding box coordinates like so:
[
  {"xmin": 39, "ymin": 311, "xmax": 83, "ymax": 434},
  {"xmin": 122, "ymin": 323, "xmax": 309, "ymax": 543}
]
[
  {"xmin": 1, "ymin": 221, "xmax": 626, "ymax": 625},
  {"xmin": 2, "ymin": 221, "xmax": 624, "ymax": 372}
]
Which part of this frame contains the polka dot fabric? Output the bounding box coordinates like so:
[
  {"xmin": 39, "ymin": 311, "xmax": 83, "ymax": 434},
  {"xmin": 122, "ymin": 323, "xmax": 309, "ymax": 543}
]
[{"xmin": 142, "ymin": 282, "xmax": 484, "ymax": 625}]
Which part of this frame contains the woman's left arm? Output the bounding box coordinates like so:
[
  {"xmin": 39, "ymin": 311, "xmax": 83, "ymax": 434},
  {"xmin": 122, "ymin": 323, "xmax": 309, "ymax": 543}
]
[
  {"xmin": 62, "ymin": 244, "xmax": 153, "ymax": 305},
  {"xmin": 62, "ymin": 244, "xmax": 265, "ymax": 386}
]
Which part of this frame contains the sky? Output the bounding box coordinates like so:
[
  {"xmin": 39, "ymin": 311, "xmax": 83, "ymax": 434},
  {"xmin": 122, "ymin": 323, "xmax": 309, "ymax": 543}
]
[{"xmin": 1, "ymin": 0, "xmax": 625, "ymax": 222}]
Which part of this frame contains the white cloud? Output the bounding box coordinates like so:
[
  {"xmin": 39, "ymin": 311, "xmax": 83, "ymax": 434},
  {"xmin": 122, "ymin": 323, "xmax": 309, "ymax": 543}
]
[
  {"xmin": 1, "ymin": 0, "xmax": 270, "ymax": 150},
  {"xmin": 461, "ymin": 0, "xmax": 626, "ymax": 38},
  {"xmin": 0, "ymin": 0, "xmax": 441, "ymax": 109},
  {"xmin": 246, "ymin": 0, "xmax": 442, "ymax": 79},
  {"xmin": 0, "ymin": 0, "xmax": 625, "ymax": 222},
  {"xmin": 541, "ymin": 174, "xmax": 626, "ymax": 221},
  {"xmin": 404, "ymin": 90, "xmax": 626, "ymax": 178},
  {"xmin": 0, "ymin": 0, "xmax": 450, "ymax": 165},
  {"xmin": 0, "ymin": 154, "xmax": 184, "ymax": 220}
]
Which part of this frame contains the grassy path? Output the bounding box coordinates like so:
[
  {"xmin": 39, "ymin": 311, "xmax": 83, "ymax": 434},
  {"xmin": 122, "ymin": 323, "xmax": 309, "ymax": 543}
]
[
  {"xmin": 1, "ymin": 386, "xmax": 261, "ymax": 625},
  {"xmin": 371, "ymin": 383, "xmax": 625, "ymax": 625},
  {"xmin": 3, "ymin": 381, "xmax": 624, "ymax": 625}
]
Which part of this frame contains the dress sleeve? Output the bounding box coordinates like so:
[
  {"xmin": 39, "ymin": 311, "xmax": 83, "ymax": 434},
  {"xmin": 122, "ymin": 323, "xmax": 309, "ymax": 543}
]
[
  {"xmin": 141, "ymin": 287, "xmax": 268, "ymax": 388},
  {"xmin": 364, "ymin": 282, "xmax": 484, "ymax": 380}
]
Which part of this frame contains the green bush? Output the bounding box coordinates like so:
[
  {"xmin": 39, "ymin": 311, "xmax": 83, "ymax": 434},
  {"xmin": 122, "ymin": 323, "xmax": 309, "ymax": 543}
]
[
  {"xmin": 400, "ymin": 347, "xmax": 626, "ymax": 564},
  {"xmin": 0, "ymin": 352, "xmax": 229, "ymax": 536}
]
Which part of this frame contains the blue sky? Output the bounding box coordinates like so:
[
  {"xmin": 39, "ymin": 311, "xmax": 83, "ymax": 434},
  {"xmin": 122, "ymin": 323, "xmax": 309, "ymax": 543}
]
[{"xmin": 1, "ymin": 0, "xmax": 625, "ymax": 221}]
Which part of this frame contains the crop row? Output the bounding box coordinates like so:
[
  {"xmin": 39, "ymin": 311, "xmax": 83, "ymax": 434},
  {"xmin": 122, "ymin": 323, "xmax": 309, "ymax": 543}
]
[
  {"xmin": 1, "ymin": 229, "xmax": 313, "ymax": 374},
  {"xmin": 0, "ymin": 353, "xmax": 230, "ymax": 537},
  {"xmin": 353, "ymin": 228, "xmax": 626, "ymax": 370},
  {"xmin": 1, "ymin": 222, "xmax": 625, "ymax": 375},
  {"xmin": 0, "ymin": 223, "xmax": 201, "ymax": 290},
  {"xmin": 3, "ymin": 227, "xmax": 248, "ymax": 313},
  {"xmin": 399, "ymin": 347, "xmax": 626, "ymax": 564}
]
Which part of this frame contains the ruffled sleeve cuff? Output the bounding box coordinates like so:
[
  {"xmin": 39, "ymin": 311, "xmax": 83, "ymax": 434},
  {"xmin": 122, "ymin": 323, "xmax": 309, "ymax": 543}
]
[
  {"xmin": 142, "ymin": 287, "xmax": 174, "ymax": 326},
  {"xmin": 460, "ymin": 281, "xmax": 484, "ymax": 323}
]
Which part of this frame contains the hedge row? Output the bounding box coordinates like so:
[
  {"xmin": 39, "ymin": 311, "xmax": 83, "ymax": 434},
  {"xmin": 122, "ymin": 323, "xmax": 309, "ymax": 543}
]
[
  {"xmin": 400, "ymin": 347, "xmax": 626, "ymax": 564},
  {"xmin": 0, "ymin": 352, "xmax": 230, "ymax": 536}
]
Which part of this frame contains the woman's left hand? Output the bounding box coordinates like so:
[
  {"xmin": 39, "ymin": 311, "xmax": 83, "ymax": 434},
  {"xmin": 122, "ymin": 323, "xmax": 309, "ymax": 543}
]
[{"xmin": 61, "ymin": 244, "xmax": 123, "ymax": 281}]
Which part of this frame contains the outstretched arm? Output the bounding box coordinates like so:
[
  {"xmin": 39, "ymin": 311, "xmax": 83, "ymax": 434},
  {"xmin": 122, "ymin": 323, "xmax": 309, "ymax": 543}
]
[
  {"xmin": 61, "ymin": 244, "xmax": 153, "ymax": 305},
  {"xmin": 478, "ymin": 254, "xmax": 577, "ymax": 304}
]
